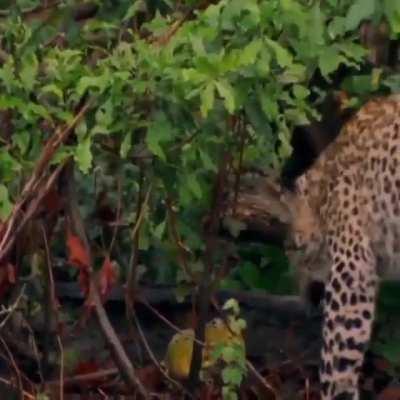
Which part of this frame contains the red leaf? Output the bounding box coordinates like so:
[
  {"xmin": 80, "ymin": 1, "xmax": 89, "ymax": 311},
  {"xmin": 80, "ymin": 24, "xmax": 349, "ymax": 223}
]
[
  {"xmin": 83, "ymin": 257, "xmax": 118, "ymax": 310},
  {"xmin": 98, "ymin": 256, "xmax": 118, "ymax": 301},
  {"xmin": 66, "ymin": 229, "xmax": 90, "ymax": 270}
]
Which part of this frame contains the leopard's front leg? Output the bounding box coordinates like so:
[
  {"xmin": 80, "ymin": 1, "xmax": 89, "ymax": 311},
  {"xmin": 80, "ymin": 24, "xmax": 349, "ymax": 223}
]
[{"xmin": 320, "ymin": 232, "xmax": 377, "ymax": 399}]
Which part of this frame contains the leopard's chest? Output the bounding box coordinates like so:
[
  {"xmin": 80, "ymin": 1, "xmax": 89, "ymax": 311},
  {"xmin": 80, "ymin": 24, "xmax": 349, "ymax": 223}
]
[
  {"xmin": 361, "ymin": 158, "xmax": 400, "ymax": 279},
  {"xmin": 321, "ymin": 186, "xmax": 400, "ymax": 280}
]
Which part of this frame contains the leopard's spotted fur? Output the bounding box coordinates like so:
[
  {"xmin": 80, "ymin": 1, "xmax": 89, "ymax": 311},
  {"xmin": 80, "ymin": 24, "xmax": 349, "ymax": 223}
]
[{"xmin": 284, "ymin": 94, "xmax": 400, "ymax": 399}]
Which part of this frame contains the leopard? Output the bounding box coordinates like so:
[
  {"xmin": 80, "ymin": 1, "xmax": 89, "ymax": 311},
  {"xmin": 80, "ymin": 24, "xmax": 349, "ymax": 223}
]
[{"xmin": 280, "ymin": 93, "xmax": 400, "ymax": 399}]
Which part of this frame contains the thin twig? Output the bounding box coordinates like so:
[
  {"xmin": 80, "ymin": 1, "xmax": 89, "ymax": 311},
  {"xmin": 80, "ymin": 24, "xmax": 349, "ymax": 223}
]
[
  {"xmin": 165, "ymin": 197, "xmax": 195, "ymax": 281},
  {"xmin": 0, "ymin": 162, "xmax": 65, "ymax": 265},
  {"xmin": 41, "ymin": 222, "xmax": 64, "ymax": 394},
  {"xmin": 187, "ymin": 151, "xmax": 232, "ymax": 393},
  {"xmin": 0, "ymin": 336, "xmax": 23, "ymax": 399},
  {"xmin": 125, "ymin": 167, "xmax": 146, "ymax": 362},
  {"xmin": 108, "ymin": 177, "xmax": 123, "ymax": 255},
  {"xmin": 131, "ymin": 184, "xmax": 152, "ymax": 241},
  {"xmin": 64, "ymin": 161, "xmax": 149, "ymax": 399},
  {"xmin": 41, "ymin": 222, "xmax": 57, "ymax": 382},
  {"xmin": 246, "ymin": 361, "xmax": 280, "ymax": 399},
  {"xmin": 0, "ymin": 378, "xmax": 35, "ymax": 400},
  {"xmin": 16, "ymin": 314, "xmax": 44, "ymax": 392},
  {"xmin": 46, "ymin": 368, "xmax": 118, "ymax": 387},
  {"xmin": 125, "ymin": 181, "xmax": 152, "ymax": 345},
  {"xmin": 40, "ymin": 223, "xmax": 58, "ymax": 312},
  {"xmin": 140, "ymin": 298, "xmax": 203, "ymax": 346},
  {"xmin": 152, "ymin": 6, "xmax": 194, "ymax": 47},
  {"xmin": 57, "ymin": 336, "xmax": 64, "ymax": 400},
  {"xmin": 132, "ymin": 312, "xmax": 191, "ymax": 397},
  {"xmin": 0, "ymin": 99, "xmax": 92, "ymax": 264},
  {"xmin": 232, "ymin": 115, "xmax": 246, "ymax": 216},
  {"xmin": 0, "ymin": 285, "xmax": 25, "ymax": 329}
]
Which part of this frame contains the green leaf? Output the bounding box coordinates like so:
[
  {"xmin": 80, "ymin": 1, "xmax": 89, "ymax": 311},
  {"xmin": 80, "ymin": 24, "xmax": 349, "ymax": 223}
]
[
  {"xmin": 318, "ymin": 46, "xmax": 344, "ymax": 77},
  {"xmin": 52, "ymin": 146, "xmax": 74, "ymax": 165},
  {"xmin": 0, "ymin": 184, "xmax": 12, "ymax": 221},
  {"xmin": 90, "ymin": 125, "xmax": 110, "ymax": 135},
  {"xmin": 215, "ymin": 80, "xmax": 235, "ymax": 114},
  {"xmin": 138, "ymin": 219, "xmax": 150, "ymax": 250},
  {"xmin": 342, "ymin": 74, "xmax": 376, "ymax": 94},
  {"xmin": 245, "ymin": 100, "xmax": 272, "ymax": 137},
  {"xmin": 0, "ymin": 95, "xmax": 24, "ymax": 110},
  {"xmin": 186, "ymin": 173, "xmax": 202, "ymax": 199},
  {"xmin": 284, "ymin": 108, "xmax": 309, "ymax": 126},
  {"xmin": 17, "ymin": 0, "xmax": 40, "ymax": 7},
  {"xmin": 200, "ymin": 82, "xmax": 215, "ymax": 118},
  {"xmin": 383, "ymin": 0, "xmax": 400, "ymax": 34},
  {"xmin": 20, "ymin": 52, "xmax": 38, "ymax": 91},
  {"xmin": 13, "ymin": 131, "xmax": 30, "ymax": 155},
  {"xmin": 328, "ymin": 17, "xmax": 346, "ymax": 38},
  {"xmin": 307, "ymin": 3, "xmax": 325, "ymax": 46},
  {"xmin": 345, "ymin": 0, "xmax": 375, "ymax": 31},
  {"xmin": 265, "ymin": 38, "xmax": 293, "ymax": 68},
  {"xmin": 383, "ymin": 74, "xmax": 400, "ymax": 92},
  {"xmin": 293, "ymin": 84, "xmax": 309, "ymax": 100},
  {"xmin": 220, "ymin": 277, "xmax": 243, "ymax": 290},
  {"xmin": 229, "ymin": 317, "xmax": 247, "ymax": 335},
  {"xmin": 95, "ymin": 99, "xmax": 113, "ymax": 128},
  {"xmin": 40, "ymin": 84, "xmax": 64, "ymax": 101},
  {"xmin": 75, "ymin": 120, "xmax": 87, "ymax": 136},
  {"xmin": 240, "ymin": 39, "xmax": 262, "ymax": 65},
  {"xmin": 146, "ymin": 113, "xmax": 174, "ymax": 160},
  {"xmin": 123, "ymin": 0, "xmax": 146, "ymax": 21},
  {"xmin": 74, "ymin": 136, "xmax": 92, "ymax": 173},
  {"xmin": 336, "ymin": 42, "xmax": 367, "ymax": 62},
  {"xmin": 153, "ymin": 220, "xmax": 166, "ymax": 240},
  {"xmin": 24, "ymin": 103, "xmax": 50, "ymax": 119},
  {"xmin": 0, "ymin": 58, "xmax": 16, "ymax": 93},
  {"xmin": 203, "ymin": 1, "xmax": 225, "ymax": 27},
  {"xmin": 0, "ymin": 151, "xmax": 21, "ymax": 182},
  {"xmin": 259, "ymin": 91, "xmax": 279, "ymax": 121},
  {"xmin": 222, "ymin": 365, "xmax": 244, "ymax": 386},
  {"xmin": 190, "ymin": 35, "xmax": 206, "ymax": 56},
  {"xmin": 120, "ymin": 132, "xmax": 133, "ymax": 158},
  {"xmin": 199, "ymin": 149, "xmax": 217, "ymax": 172},
  {"xmin": 182, "ymin": 68, "xmax": 207, "ymax": 85},
  {"xmin": 76, "ymin": 71, "xmax": 110, "ymax": 97},
  {"xmin": 223, "ymin": 298, "xmax": 240, "ymax": 315},
  {"xmin": 222, "ymin": 387, "xmax": 238, "ymax": 400},
  {"xmin": 278, "ymin": 63, "xmax": 307, "ymax": 84}
]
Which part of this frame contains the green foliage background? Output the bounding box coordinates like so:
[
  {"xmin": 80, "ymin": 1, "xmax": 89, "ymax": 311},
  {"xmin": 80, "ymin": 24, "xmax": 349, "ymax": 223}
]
[{"xmin": 0, "ymin": 0, "xmax": 399, "ymax": 292}]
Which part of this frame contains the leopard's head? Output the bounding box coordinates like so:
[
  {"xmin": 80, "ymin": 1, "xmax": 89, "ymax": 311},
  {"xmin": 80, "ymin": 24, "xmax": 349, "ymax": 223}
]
[{"xmin": 281, "ymin": 175, "xmax": 328, "ymax": 308}]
